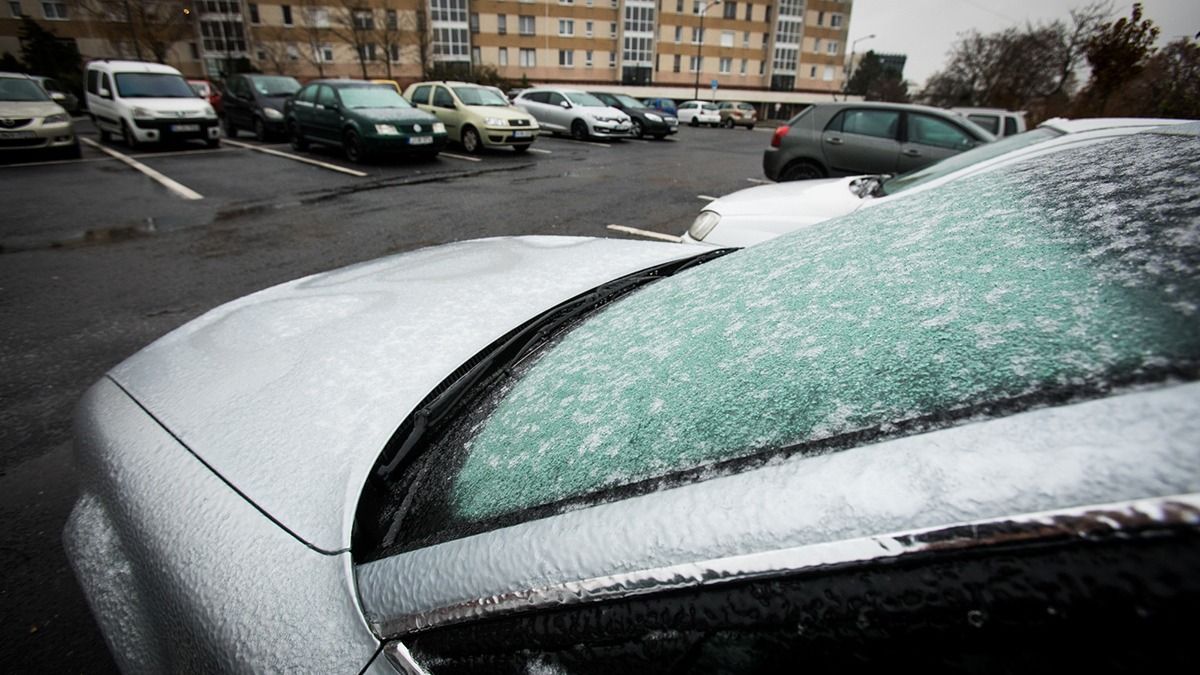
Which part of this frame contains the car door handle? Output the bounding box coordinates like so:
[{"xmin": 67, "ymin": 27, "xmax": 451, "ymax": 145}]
[
  {"xmin": 903, "ymin": 148, "xmax": 922, "ymax": 157},
  {"xmin": 825, "ymin": 136, "xmax": 843, "ymax": 145}
]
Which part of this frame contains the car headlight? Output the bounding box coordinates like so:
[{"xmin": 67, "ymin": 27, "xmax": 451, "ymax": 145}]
[
  {"xmin": 132, "ymin": 107, "xmax": 156, "ymax": 118},
  {"xmin": 374, "ymin": 124, "xmax": 399, "ymax": 135},
  {"xmin": 43, "ymin": 113, "xmax": 69, "ymax": 125},
  {"xmin": 645, "ymin": 113, "xmax": 662, "ymax": 122},
  {"xmin": 688, "ymin": 211, "xmax": 722, "ymax": 241},
  {"xmin": 432, "ymin": 122, "xmax": 446, "ymax": 133},
  {"xmin": 484, "ymin": 117, "xmax": 506, "ymax": 126},
  {"xmin": 262, "ymin": 107, "xmax": 284, "ymax": 120}
]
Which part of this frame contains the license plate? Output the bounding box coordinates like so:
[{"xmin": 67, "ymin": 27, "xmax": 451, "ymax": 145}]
[
  {"xmin": 512, "ymin": 130, "xmax": 531, "ymax": 138},
  {"xmin": 171, "ymin": 124, "xmax": 200, "ymax": 132},
  {"xmin": 0, "ymin": 131, "xmax": 35, "ymax": 139},
  {"xmin": 408, "ymin": 136, "xmax": 433, "ymax": 145}
]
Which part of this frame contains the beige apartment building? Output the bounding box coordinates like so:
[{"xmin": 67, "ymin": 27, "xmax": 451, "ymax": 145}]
[{"xmin": 2, "ymin": 0, "xmax": 851, "ymax": 96}]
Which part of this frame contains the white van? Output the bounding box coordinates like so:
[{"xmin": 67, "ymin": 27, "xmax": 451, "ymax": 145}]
[
  {"xmin": 85, "ymin": 60, "xmax": 220, "ymax": 148},
  {"xmin": 950, "ymin": 107, "xmax": 1027, "ymax": 137}
]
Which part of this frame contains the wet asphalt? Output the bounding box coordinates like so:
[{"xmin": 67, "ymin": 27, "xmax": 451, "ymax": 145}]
[{"xmin": 0, "ymin": 116, "xmax": 773, "ymax": 671}]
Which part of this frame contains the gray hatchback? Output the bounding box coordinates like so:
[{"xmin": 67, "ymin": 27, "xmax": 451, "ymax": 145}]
[{"xmin": 763, "ymin": 102, "xmax": 994, "ymax": 181}]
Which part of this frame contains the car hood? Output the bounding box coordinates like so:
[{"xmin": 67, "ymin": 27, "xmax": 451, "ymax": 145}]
[
  {"xmin": 257, "ymin": 95, "xmax": 293, "ymax": 112},
  {"xmin": 118, "ymin": 97, "xmax": 211, "ymax": 114},
  {"xmin": 700, "ymin": 177, "xmax": 868, "ymax": 247},
  {"xmin": 347, "ymin": 107, "xmax": 437, "ymax": 124},
  {"xmin": 464, "ymin": 104, "xmax": 534, "ymax": 121},
  {"xmin": 580, "ymin": 105, "xmax": 628, "ymax": 120},
  {"xmin": 108, "ymin": 236, "xmax": 700, "ymax": 553},
  {"xmin": 0, "ymin": 100, "xmax": 66, "ymax": 117}
]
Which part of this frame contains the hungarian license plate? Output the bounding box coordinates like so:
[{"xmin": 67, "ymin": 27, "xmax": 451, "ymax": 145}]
[
  {"xmin": 512, "ymin": 130, "xmax": 532, "ymax": 139},
  {"xmin": 0, "ymin": 131, "xmax": 35, "ymax": 139},
  {"xmin": 171, "ymin": 124, "xmax": 200, "ymax": 132},
  {"xmin": 408, "ymin": 136, "xmax": 433, "ymax": 145}
]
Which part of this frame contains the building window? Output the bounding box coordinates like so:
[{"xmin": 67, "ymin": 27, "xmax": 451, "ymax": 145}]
[
  {"xmin": 692, "ymin": 0, "xmax": 700, "ymax": 13},
  {"xmin": 823, "ymin": 65, "xmax": 835, "ymax": 81},
  {"xmin": 560, "ymin": 0, "xmax": 574, "ymax": 3},
  {"xmin": 432, "ymin": 27, "xmax": 470, "ymax": 58},
  {"xmin": 745, "ymin": 3, "xmax": 752, "ymax": 20},
  {"xmin": 469, "ymin": 12, "xmax": 479, "ymax": 33},
  {"xmin": 305, "ymin": 7, "xmax": 330, "ymax": 28},
  {"xmin": 743, "ymin": 31, "xmax": 749, "ymax": 47},
  {"xmin": 809, "ymin": 65, "xmax": 817, "ymax": 77},
  {"xmin": 817, "ymin": 10, "xmax": 825, "ymax": 26},
  {"xmin": 499, "ymin": 47, "xmax": 508, "ymax": 66},
  {"xmin": 740, "ymin": 58, "xmax": 746, "ymax": 74},
  {"xmin": 559, "ymin": 19, "xmax": 574, "ymax": 36},
  {"xmin": 609, "ymin": 51, "xmax": 616, "ymax": 67},
  {"xmin": 585, "ymin": 20, "xmax": 593, "ymax": 37},
  {"xmin": 691, "ymin": 27, "xmax": 701, "ymax": 44},
  {"xmin": 827, "ymin": 40, "xmax": 839, "ymax": 54},
  {"xmin": 610, "ymin": 22, "xmax": 617, "ymax": 36},
  {"xmin": 676, "ymin": 0, "xmax": 683, "ymax": 11},
  {"xmin": 201, "ymin": 20, "xmax": 247, "ymax": 52},
  {"xmin": 689, "ymin": 55, "xmax": 700, "ymax": 71},
  {"xmin": 559, "ymin": 49, "xmax": 574, "ymax": 67},
  {"xmin": 431, "ymin": 0, "xmax": 468, "ymax": 21},
  {"xmin": 189, "ymin": 42, "xmax": 200, "ymax": 59},
  {"xmin": 10, "ymin": 1, "xmax": 23, "ymax": 17},
  {"xmin": 831, "ymin": 14, "xmax": 843, "ymax": 28},
  {"xmin": 248, "ymin": 3, "xmax": 260, "ymax": 24},
  {"xmin": 720, "ymin": 31, "xmax": 733, "ymax": 47},
  {"xmin": 353, "ymin": 9, "xmax": 373, "ymax": 30},
  {"xmin": 281, "ymin": 4, "xmax": 293, "ymax": 26},
  {"xmin": 472, "ymin": 46, "xmax": 481, "ymax": 64},
  {"xmin": 256, "ymin": 49, "xmax": 267, "ymax": 61},
  {"xmin": 519, "ymin": 15, "xmax": 535, "ymax": 35},
  {"xmin": 674, "ymin": 26, "xmax": 681, "ymax": 43},
  {"xmin": 519, "ymin": 48, "xmax": 535, "ymax": 67},
  {"xmin": 673, "ymin": 54, "xmax": 681, "ymax": 72},
  {"xmin": 497, "ymin": 14, "xmax": 507, "ymax": 34},
  {"xmin": 387, "ymin": 9, "xmax": 398, "ymax": 29},
  {"xmin": 723, "ymin": 1, "xmax": 735, "ymax": 19},
  {"xmin": 813, "ymin": 38, "xmax": 821, "ymax": 53},
  {"xmin": 319, "ymin": 44, "xmax": 334, "ymax": 62},
  {"xmin": 585, "ymin": 50, "xmax": 593, "ymax": 67},
  {"xmin": 719, "ymin": 57, "xmax": 731, "ymax": 73},
  {"xmin": 358, "ymin": 43, "xmax": 377, "ymax": 61},
  {"xmin": 41, "ymin": 1, "xmax": 67, "ymax": 20},
  {"xmin": 287, "ymin": 44, "xmax": 300, "ymax": 61}
]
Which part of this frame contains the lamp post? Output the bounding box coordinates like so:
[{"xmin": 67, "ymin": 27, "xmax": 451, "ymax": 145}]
[
  {"xmin": 692, "ymin": 0, "xmax": 722, "ymax": 101},
  {"xmin": 842, "ymin": 34, "xmax": 876, "ymax": 100}
]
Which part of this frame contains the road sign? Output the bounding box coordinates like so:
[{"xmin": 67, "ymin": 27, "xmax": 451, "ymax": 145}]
[{"xmin": 711, "ymin": 79, "xmax": 719, "ymax": 91}]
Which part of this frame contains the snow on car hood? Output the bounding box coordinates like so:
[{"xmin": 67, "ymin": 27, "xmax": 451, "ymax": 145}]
[
  {"xmin": 700, "ymin": 177, "xmax": 867, "ymax": 247},
  {"xmin": 107, "ymin": 236, "xmax": 698, "ymax": 552}
]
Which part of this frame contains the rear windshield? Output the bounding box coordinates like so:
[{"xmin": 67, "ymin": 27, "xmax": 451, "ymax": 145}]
[
  {"xmin": 380, "ymin": 129, "xmax": 1200, "ymax": 551},
  {"xmin": 566, "ymin": 91, "xmax": 606, "ymax": 107},
  {"xmin": 338, "ymin": 85, "xmax": 412, "ymax": 109},
  {"xmin": 880, "ymin": 126, "xmax": 1063, "ymax": 195},
  {"xmin": 0, "ymin": 78, "xmax": 49, "ymax": 101},
  {"xmin": 114, "ymin": 73, "xmax": 196, "ymax": 98}
]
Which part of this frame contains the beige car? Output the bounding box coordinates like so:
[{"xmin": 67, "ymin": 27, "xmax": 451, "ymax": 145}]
[
  {"xmin": 0, "ymin": 72, "xmax": 79, "ymax": 158},
  {"xmin": 404, "ymin": 81, "xmax": 539, "ymax": 154}
]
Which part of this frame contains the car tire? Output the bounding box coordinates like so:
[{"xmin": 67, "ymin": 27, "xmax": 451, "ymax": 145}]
[
  {"xmin": 289, "ymin": 122, "xmax": 308, "ymax": 151},
  {"xmin": 254, "ymin": 117, "xmax": 266, "ymax": 142},
  {"xmin": 206, "ymin": 138, "xmax": 220, "ymax": 149},
  {"xmin": 689, "ymin": 117, "xmax": 698, "ymax": 127},
  {"xmin": 747, "ymin": 124, "xmax": 755, "ymax": 130},
  {"xmin": 513, "ymin": 144, "xmax": 531, "ymax": 154},
  {"xmin": 121, "ymin": 121, "xmax": 139, "ymax": 150},
  {"xmin": 570, "ymin": 119, "xmax": 588, "ymax": 141},
  {"xmin": 63, "ymin": 142, "xmax": 82, "ymax": 159},
  {"xmin": 344, "ymin": 130, "xmax": 366, "ymax": 163},
  {"xmin": 631, "ymin": 120, "xmax": 644, "ymax": 139},
  {"xmin": 723, "ymin": 118, "xmax": 734, "ymax": 129},
  {"xmin": 652, "ymin": 134, "xmax": 667, "ymax": 140},
  {"xmin": 779, "ymin": 160, "xmax": 826, "ymax": 181},
  {"xmin": 461, "ymin": 126, "xmax": 481, "ymax": 154},
  {"xmin": 98, "ymin": 126, "xmax": 112, "ymax": 143},
  {"xmin": 223, "ymin": 115, "xmax": 237, "ymax": 138}
]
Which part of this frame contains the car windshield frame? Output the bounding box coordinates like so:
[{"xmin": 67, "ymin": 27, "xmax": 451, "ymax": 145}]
[
  {"xmin": 114, "ymin": 73, "xmax": 198, "ymax": 99},
  {"xmin": 452, "ymin": 86, "xmax": 508, "ymax": 106},
  {"xmin": 565, "ymin": 91, "xmax": 607, "ymax": 107},
  {"xmin": 336, "ymin": 85, "xmax": 413, "ymax": 109},
  {"xmin": 879, "ymin": 126, "xmax": 1064, "ymax": 196},
  {"xmin": 0, "ymin": 77, "xmax": 50, "ymax": 102},
  {"xmin": 250, "ymin": 75, "xmax": 302, "ymax": 97}
]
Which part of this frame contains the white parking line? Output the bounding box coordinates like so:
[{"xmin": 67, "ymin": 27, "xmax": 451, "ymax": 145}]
[
  {"xmin": 439, "ymin": 152, "xmax": 483, "ymax": 163},
  {"xmin": 746, "ymin": 178, "xmax": 773, "ymax": 185},
  {"xmin": 697, "ymin": 195, "xmax": 719, "ymax": 201},
  {"xmin": 526, "ymin": 148, "xmax": 552, "ymax": 154},
  {"xmin": 81, "ymin": 138, "xmax": 203, "ymax": 200},
  {"xmin": 223, "ymin": 138, "xmax": 367, "ymax": 177},
  {"xmin": 606, "ymin": 224, "xmax": 683, "ymax": 243},
  {"xmin": 0, "ymin": 146, "xmax": 229, "ymax": 170},
  {"xmin": 754, "ymin": 127, "xmax": 777, "ymax": 132},
  {"xmin": 542, "ymin": 137, "xmax": 612, "ymax": 148}
]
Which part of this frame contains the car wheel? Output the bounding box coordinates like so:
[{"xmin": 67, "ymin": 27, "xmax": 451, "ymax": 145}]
[
  {"xmin": 98, "ymin": 126, "xmax": 111, "ymax": 143},
  {"xmin": 206, "ymin": 137, "xmax": 220, "ymax": 149},
  {"xmin": 254, "ymin": 117, "xmax": 266, "ymax": 142},
  {"xmin": 780, "ymin": 160, "xmax": 826, "ymax": 181},
  {"xmin": 289, "ymin": 122, "xmax": 308, "ymax": 151},
  {"xmin": 723, "ymin": 118, "xmax": 734, "ymax": 129},
  {"xmin": 122, "ymin": 121, "xmax": 139, "ymax": 150},
  {"xmin": 223, "ymin": 115, "xmax": 237, "ymax": 138},
  {"xmin": 747, "ymin": 124, "xmax": 755, "ymax": 130},
  {"xmin": 513, "ymin": 144, "xmax": 531, "ymax": 154},
  {"xmin": 689, "ymin": 117, "xmax": 698, "ymax": 127},
  {"xmin": 344, "ymin": 130, "xmax": 366, "ymax": 163},
  {"xmin": 62, "ymin": 142, "xmax": 82, "ymax": 159},
  {"xmin": 631, "ymin": 120, "xmax": 644, "ymax": 139},
  {"xmin": 461, "ymin": 126, "xmax": 481, "ymax": 154},
  {"xmin": 652, "ymin": 134, "xmax": 667, "ymax": 140},
  {"xmin": 570, "ymin": 119, "xmax": 588, "ymax": 141}
]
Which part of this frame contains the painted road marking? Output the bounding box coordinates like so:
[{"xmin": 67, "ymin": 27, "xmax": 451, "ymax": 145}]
[
  {"xmin": 697, "ymin": 194, "xmax": 719, "ymax": 201},
  {"xmin": 746, "ymin": 177, "xmax": 773, "ymax": 185},
  {"xmin": 606, "ymin": 224, "xmax": 683, "ymax": 243},
  {"xmin": 527, "ymin": 148, "xmax": 552, "ymax": 154},
  {"xmin": 81, "ymin": 138, "xmax": 203, "ymax": 200},
  {"xmin": 0, "ymin": 147, "xmax": 229, "ymax": 170},
  {"xmin": 439, "ymin": 152, "xmax": 483, "ymax": 163},
  {"xmin": 223, "ymin": 138, "xmax": 368, "ymax": 177}
]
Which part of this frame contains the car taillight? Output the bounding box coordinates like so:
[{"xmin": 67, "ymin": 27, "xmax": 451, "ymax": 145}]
[{"xmin": 771, "ymin": 125, "xmax": 789, "ymax": 148}]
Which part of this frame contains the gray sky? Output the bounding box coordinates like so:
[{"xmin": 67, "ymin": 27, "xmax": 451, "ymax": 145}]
[{"xmin": 846, "ymin": 0, "xmax": 1200, "ymax": 88}]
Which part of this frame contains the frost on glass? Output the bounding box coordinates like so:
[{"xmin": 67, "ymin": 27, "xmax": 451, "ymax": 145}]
[{"xmin": 451, "ymin": 130, "xmax": 1200, "ymax": 523}]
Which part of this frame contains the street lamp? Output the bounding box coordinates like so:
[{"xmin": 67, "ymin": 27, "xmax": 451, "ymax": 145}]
[
  {"xmin": 842, "ymin": 34, "xmax": 876, "ymax": 100},
  {"xmin": 692, "ymin": 0, "xmax": 722, "ymax": 101}
]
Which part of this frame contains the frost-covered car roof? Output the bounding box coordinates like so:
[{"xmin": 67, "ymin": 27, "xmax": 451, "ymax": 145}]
[{"xmin": 386, "ymin": 125, "xmax": 1200, "ymax": 548}]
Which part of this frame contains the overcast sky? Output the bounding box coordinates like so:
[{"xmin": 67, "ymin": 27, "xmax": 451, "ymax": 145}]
[{"xmin": 846, "ymin": 0, "xmax": 1200, "ymax": 88}]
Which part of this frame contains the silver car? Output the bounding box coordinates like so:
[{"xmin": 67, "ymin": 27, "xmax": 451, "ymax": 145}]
[
  {"xmin": 513, "ymin": 88, "xmax": 631, "ymax": 141},
  {"xmin": 0, "ymin": 72, "xmax": 79, "ymax": 157},
  {"xmin": 763, "ymin": 101, "xmax": 994, "ymax": 181},
  {"xmin": 65, "ymin": 124, "xmax": 1200, "ymax": 672}
]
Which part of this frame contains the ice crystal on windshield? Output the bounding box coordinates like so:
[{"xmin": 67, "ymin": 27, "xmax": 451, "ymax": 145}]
[{"xmin": 452, "ymin": 130, "xmax": 1200, "ymax": 521}]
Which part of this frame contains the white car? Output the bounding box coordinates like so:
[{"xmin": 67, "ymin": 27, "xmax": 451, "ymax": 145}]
[
  {"xmin": 951, "ymin": 106, "xmax": 1028, "ymax": 137},
  {"xmin": 85, "ymin": 60, "xmax": 220, "ymax": 149},
  {"xmin": 685, "ymin": 117, "xmax": 1189, "ymax": 247},
  {"xmin": 676, "ymin": 100, "xmax": 721, "ymax": 126},
  {"xmin": 513, "ymin": 88, "xmax": 631, "ymax": 141}
]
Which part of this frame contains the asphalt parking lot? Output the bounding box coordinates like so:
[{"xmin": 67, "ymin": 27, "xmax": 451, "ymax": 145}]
[{"xmin": 0, "ymin": 116, "xmax": 775, "ymax": 671}]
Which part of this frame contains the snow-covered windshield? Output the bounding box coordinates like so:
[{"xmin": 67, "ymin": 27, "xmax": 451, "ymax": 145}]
[
  {"xmin": 338, "ymin": 85, "xmax": 412, "ymax": 109},
  {"xmin": 880, "ymin": 126, "xmax": 1063, "ymax": 196},
  {"xmin": 396, "ymin": 128, "xmax": 1200, "ymax": 547}
]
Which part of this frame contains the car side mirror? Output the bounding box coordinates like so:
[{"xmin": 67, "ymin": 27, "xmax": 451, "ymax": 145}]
[
  {"xmin": 559, "ymin": 101, "xmax": 571, "ymax": 109},
  {"xmin": 98, "ymin": 87, "xmax": 111, "ymax": 99},
  {"xmin": 50, "ymin": 91, "xmax": 65, "ymax": 101}
]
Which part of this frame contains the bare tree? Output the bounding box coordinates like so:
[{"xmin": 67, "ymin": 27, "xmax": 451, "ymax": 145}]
[
  {"xmin": 331, "ymin": 1, "xmax": 377, "ymax": 79},
  {"xmin": 254, "ymin": 38, "xmax": 294, "ymax": 76},
  {"xmin": 410, "ymin": 5, "xmax": 433, "ymax": 80},
  {"xmin": 375, "ymin": 1, "xmax": 404, "ymax": 80},
  {"xmin": 78, "ymin": 0, "xmax": 194, "ymax": 63},
  {"xmin": 296, "ymin": 0, "xmax": 330, "ymax": 77}
]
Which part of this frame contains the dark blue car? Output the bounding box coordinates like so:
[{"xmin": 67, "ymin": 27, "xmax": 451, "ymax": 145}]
[{"xmin": 641, "ymin": 97, "xmax": 677, "ymax": 116}]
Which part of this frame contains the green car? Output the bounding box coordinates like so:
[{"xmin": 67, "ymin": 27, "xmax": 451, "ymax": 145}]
[
  {"xmin": 285, "ymin": 80, "xmax": 448, "ymax": 163},
  {"xmin": 405, "ymin": 80, "xmax": 539, "ymax": 154}
]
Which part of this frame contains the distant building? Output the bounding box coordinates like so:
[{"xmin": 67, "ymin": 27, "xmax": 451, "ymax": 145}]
[{"xmin": 874, "ymin": 51, "xmax": 905, "ymax": 78}]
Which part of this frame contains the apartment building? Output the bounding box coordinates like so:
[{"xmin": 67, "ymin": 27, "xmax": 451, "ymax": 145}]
[{"xmin": 1, "ymin": 0, "xmax": 851, "ymax": 95}]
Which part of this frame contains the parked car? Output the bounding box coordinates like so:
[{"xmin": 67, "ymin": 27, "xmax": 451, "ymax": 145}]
[
  {"xmin": 187, "ymin": 79, "xmax": 223, "ymax": 115},
  {"xmin": 0, "ymin": 71, "xmax": 79, "ymax": 158},
  {"xmin": 589, "ymin": 91, "xmax": 678, "ymax": 139},
  {"xmin": 222, "ymin": 73, "xmax": 301, "ymax": 140},
  {"xmin": 717, "ymin": 101, "xmax": 757, "ymax": 129},
  {"xmin": 64, "ymin": 123, "xmax": 1200, "ymax": 672},
  {"xmin": 686, "ymin": 117, "xmax": 1188, "ymax": 247},
  {"xmin": 285, "ymin": 79, "xmax": 447, "ymax": 163},
  {"xmin": 513, "ymin": 88, "xmax": 631, "ymax": 141},
  {"xmin": 951, "ymin": 106, "xmax": 1027, "ymax": 137},
  {"xmin": 371, "ymin": 79, "xmax": 402, "ymax": 94},
  {"xmin": 85, "ymin": 60, "xmax": 220, "ymax": 148},
  {"xmin": 676, "ymin": 100, "xmax": 721, "ymax": 126},
  {"xmin": 30, "ymin": 74, "xmax": 79, "ymax": 113},
  {"xmin": 641, "ymin": 97, "xmax": 677, "ymax": 116},
  {"xmin": 405, "ymin": 80, "xmax": 539, "ymax": 154},
  {"xmin": 763, "ymin": 101, "xmax": 994, "ymax": 181}
]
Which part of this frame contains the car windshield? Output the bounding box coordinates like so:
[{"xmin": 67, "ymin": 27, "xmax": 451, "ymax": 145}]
[
  {"xmin": 880, "ymin": 126, "xmax": 1064, "ymax": 196},
  {"xmin": 453, "ymin": 86, "xmax": 508, "ymax": 106},
  {"xmin": 0, "ymin": 78, "xmax": 49, "ymax": 101},
  {"xmin": 566, "ymin": 91, "xmax": 606, "ymax": 107},
  {"xmin": 702, "ymin": 103, "xmax": 719, "ymax": 111},
  {"xmin": 338, "ymin": 86, "xmax": 412, "ymax": 109},
  {"xmin": 114, "ymin": 73, "xmax": 197, "ymax": 98},
  {"xmin": 737, "ymin": 102, "xmax": 755, "ymax": 110},
  {"xmin": 251, "ymin": 76, "xmax": 301, "ymax": 97},
  {"xmin": 614, "ymin": 94, "xmax": 646, "ymax": 108},
  {"xmin": 188, "ymin": 82, "xmax": 210, "ymax": 96},
  {"xmin": 389, "ymin": 128, "xmax": 1200, "ymax": 547}
]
